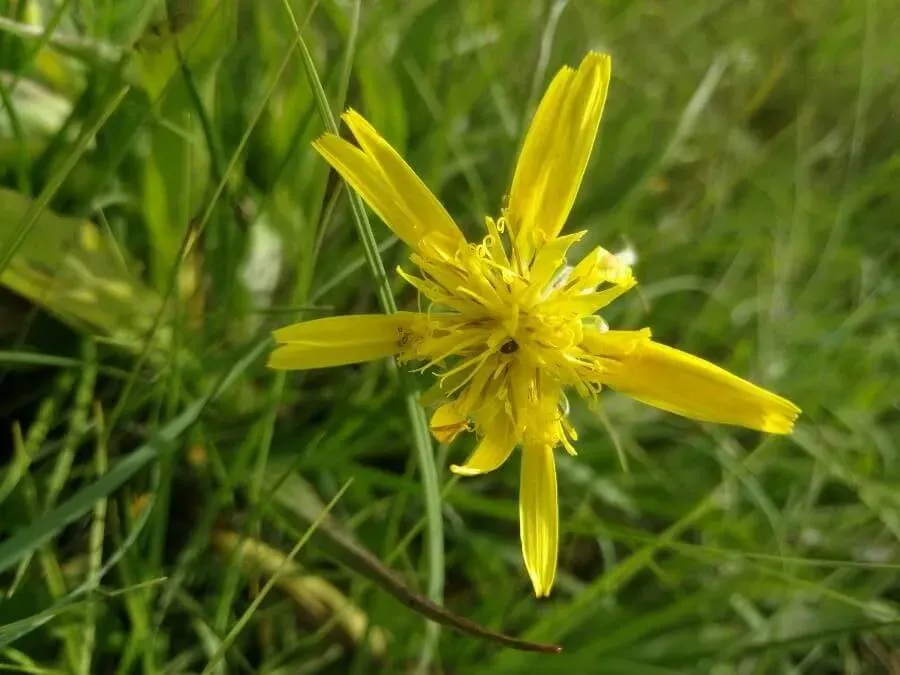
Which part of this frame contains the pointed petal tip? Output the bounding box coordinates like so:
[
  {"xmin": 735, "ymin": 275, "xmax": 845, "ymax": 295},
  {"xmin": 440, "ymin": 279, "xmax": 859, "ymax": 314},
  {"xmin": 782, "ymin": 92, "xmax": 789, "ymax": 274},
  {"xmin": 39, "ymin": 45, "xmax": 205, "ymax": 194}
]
[
  {"xmin": 265, "ymin": 348, "xmax": 294, "ymax": 371},
  {"xmin": 449, "ymin": 422, "xmax": 516, "ymax": 477},
  {"xmin": 310, "ymin": 132, "xmax": 342, "ymax": 156},
  {"xmin": 529, "ymin": 576, "xmax": 554, "ymax": 599},
  {"xmin": 580, "ymin": 52, "xmax": 612, "ymax": 84},
  {"xmin": 763, "ymin": 402, "xmax": 802, "ymax": 435},
  {"xmin": 341, "ymin": 108, "xmax": 373, "ymax": 137},
  {"xmin": 755, "ymin": 391, "xmax": 802, "ymax": 435},
  {"xmin": 584, "ymin": 51, "xmax": 612, "ymax": 68},
  {"xmin": 271, "ymin": 322, "xmax": 304, "ymax": 343},
  {"xmin": 449, "ymin": 464, "xmax": 481, "ymax": 477}
]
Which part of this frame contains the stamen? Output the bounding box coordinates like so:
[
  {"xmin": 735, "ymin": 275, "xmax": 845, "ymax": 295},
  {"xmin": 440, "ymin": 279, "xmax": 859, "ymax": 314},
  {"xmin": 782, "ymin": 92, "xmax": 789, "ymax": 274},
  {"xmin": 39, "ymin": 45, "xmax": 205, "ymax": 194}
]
[
  {"xmin": 558, "ymin": 391, "xmax": 571, "ymax": 416},
  {"xmin": 440, "ymin": 349, "xmax": 493, "ymax": 380}
]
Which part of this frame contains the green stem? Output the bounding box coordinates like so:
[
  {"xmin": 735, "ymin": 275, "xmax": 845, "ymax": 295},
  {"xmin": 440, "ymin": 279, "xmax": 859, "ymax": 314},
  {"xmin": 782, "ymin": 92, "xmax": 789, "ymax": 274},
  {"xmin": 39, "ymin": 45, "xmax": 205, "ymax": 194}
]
[{"xmin": 279, "ymin": 0, "xmax": 445, "ymax": 664}]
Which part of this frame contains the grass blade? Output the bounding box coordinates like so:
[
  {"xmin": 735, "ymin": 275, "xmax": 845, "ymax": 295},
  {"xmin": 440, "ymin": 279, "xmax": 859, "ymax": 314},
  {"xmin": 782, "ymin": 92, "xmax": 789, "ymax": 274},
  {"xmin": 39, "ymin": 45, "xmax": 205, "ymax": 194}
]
[
  {"xmin": 0, "ymin": 337, "xmax": 269, "ymax": 575},
  {"xmin": 0, "ymin": 82, "xmax": 130, "ymax": 276},
  {"xmin": 77, "ymin": 402, "xmax": 108, "ymax": 675},
  {"xmin": 200, "ymin": 480, "xmax": 354, "ymax": 674},
  {"xmin": 279, "ymin": 2, "xmax": 445, "ymax": 664}
]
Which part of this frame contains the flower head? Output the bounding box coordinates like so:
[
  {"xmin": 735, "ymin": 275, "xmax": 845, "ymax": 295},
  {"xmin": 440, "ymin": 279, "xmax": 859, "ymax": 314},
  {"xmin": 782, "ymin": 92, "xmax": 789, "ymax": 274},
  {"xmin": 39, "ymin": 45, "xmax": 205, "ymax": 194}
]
[{"xmin": 269, "ymin": 53, "xmax": 801, "ymax": 597}]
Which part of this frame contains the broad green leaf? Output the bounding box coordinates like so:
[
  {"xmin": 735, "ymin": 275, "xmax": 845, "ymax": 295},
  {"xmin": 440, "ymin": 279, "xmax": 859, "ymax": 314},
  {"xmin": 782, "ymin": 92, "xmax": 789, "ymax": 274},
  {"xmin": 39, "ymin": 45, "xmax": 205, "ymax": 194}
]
[{"xmin": 0, "ymin": 188, "xmax": 166, "ymax": 353}]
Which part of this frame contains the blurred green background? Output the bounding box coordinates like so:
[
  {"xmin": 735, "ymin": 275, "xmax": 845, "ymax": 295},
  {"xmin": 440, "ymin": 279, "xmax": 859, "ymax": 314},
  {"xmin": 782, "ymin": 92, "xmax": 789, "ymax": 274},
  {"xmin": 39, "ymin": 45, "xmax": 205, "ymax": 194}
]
[{"xmin": 1, "ymin": 0, "xmax": 899, "ymax": 672}]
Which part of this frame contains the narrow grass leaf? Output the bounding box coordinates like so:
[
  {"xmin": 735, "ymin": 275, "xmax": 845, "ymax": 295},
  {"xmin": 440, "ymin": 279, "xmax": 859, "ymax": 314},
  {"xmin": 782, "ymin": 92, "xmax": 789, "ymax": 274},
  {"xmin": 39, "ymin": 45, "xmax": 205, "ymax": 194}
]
[
  {"xmin": 200, "ymin": 480, "xmax": 354, "ymax": 675},
  {"xmin": 279, "ymin": 4, "xmax": 446, "ymax": 662}
]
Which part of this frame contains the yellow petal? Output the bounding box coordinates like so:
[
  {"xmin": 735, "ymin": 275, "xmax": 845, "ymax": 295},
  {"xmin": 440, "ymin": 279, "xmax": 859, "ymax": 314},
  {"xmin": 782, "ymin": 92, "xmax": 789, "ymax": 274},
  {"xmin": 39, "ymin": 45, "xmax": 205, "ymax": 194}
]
[
  {"xmin": 507, "ymin": 65, "xmax": 574, "ymax": 254},
  {"xmin": 519, "ymin": 444, "xmax": 558, "ymax": 598},
  {"xmin": 313, "ymin": 134, "xmax": 419, "ymax": 246},
  {"xmin": 525, "ymin": 231, "xmax": 585, "ymax": 300},
  {"xmin": 550, "ymin": 277, "xmax": 637, "ymax": 315},
  {"xmin": 450, "ymin": 415, "xmax": 516, "ymax": 476},
  {"xmin": 507, "ymin": 52, "xmax": 611, "ymax": 253},
  {"xmin": 342, "ymin": 110, "xmax": 464, "ymax": 251},
  {"xmin": 313, "ymin": 111, "xmax": 465, "ymax": 254},
  {"xmin": 582, "ymin": 327, "xmax": 652, "ymax": 358},
  {"xmin": 429, "ymin": 403, "xmax": 469, "ymax": 445},
  {"xmin": 599, "ymin": 340, "xmax": 801, "ymax": 434},
  {"xmin": 268, "ymin": 313, "xmax": 419, "ymax": 370},
  {"xmin": 565, "ymin": 245, "xmax": 635, "ymax": 295}
]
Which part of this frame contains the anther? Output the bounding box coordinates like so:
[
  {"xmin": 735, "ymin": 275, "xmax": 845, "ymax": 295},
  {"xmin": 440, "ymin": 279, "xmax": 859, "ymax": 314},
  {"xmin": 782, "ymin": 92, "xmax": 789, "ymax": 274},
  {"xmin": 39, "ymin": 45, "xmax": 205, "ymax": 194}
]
[{"xmin": 500, "ymin": 339, "xmax": 519, "ymax": 354}]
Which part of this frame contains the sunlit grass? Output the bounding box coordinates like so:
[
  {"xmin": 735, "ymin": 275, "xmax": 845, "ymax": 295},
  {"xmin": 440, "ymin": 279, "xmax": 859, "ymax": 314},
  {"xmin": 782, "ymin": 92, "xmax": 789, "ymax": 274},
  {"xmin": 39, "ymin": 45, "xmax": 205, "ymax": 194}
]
[{"xmin": 1, "ymin": 0, "xmax": 898, "ymax": 673}]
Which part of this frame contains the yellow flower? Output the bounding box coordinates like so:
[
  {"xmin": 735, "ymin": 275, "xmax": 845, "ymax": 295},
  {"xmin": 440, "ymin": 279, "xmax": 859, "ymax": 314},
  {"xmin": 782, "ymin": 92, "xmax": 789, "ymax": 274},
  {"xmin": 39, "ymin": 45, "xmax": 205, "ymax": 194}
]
[{"xmin": 269, "ymin": 53, "xmax": 801, "ymax": 598}]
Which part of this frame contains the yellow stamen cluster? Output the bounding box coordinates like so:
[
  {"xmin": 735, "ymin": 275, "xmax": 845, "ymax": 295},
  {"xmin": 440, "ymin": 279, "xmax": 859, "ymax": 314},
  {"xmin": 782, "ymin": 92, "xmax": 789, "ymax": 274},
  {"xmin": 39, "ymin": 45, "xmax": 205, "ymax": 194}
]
[{"xmin": 397, "ymin": 214, "xmax": 640, "ymax": 459}]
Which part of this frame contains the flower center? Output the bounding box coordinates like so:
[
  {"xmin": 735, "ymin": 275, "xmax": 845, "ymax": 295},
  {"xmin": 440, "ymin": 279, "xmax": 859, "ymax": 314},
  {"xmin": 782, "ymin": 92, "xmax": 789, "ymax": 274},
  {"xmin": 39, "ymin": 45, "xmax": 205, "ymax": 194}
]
[{"xmin": 397, "ymin": 212, "xmax": 638, "ymax": 450}]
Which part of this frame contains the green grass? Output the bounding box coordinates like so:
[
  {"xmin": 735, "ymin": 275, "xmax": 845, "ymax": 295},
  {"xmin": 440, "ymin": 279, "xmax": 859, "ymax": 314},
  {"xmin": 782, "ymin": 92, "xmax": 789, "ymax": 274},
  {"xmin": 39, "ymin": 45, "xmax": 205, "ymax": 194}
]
[{"xmin": 1, "ymin": 0, "xmax": 899, "ymax": 672}]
